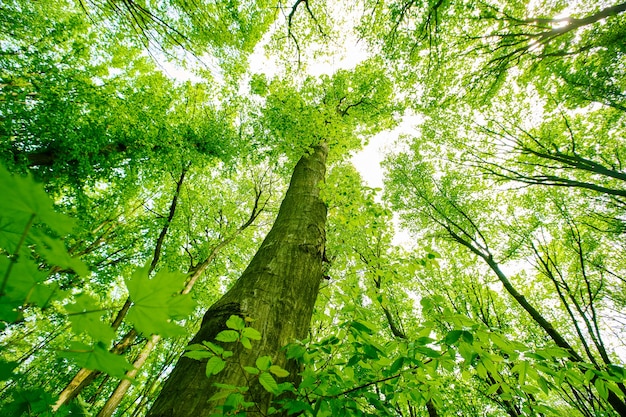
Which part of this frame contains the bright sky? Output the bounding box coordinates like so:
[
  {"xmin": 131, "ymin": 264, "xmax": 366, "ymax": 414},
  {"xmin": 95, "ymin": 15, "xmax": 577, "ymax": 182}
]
[
  {"xmin": 257, "ymin": 32, "xmax": 424, "ymax": 249},
  {"xmin": 160, "ymin": 7, "xmax": 422, "ymax": 246}
]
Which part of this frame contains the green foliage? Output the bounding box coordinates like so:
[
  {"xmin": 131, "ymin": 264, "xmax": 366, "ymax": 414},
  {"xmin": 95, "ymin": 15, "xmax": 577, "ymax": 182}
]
[
  {"xmin": 258, "ymin": 372, "xmax": 280, "ymax": 395},
  {"xmin": 0, "ymin": 166, "xmax": 83, "ymax": 323},
  {"xmin": 261, "ymin": 59, "xmax": 399, "ymax": 165},
  {"xmin": 125, "ymin": 265, "xmax": 196, "ymax": 336},
  {"xmin": 1, "ymin": 388, "xmax": 58, "ymax": 416},
  {"xmin": 79, "ymin": 0, "xmax": 279, "ymax": 78},
  {"xmin": 3, "ymin": 0, "xmax": 626, "ymax": 415},
  {"xmin": 58, "ymin": 342, "xmax": 134, "ymax": 379},
  {"xmin": 65, "ymin": 294, "xmax": 116, "ymax": 344},
  {"xmin": 276, "ymin": 310, "xmax": 626, "ymax": 416},
  {"xmin": 184, "ymin": 315, "xmax": 292, "ymax": 413},
  {"xmin": 206, "ymin": 356, "xmax": 227, "ymax": 376},
  {"xmin": 0, "ymin": 164, "xmax": 202, "ymax": 412}
]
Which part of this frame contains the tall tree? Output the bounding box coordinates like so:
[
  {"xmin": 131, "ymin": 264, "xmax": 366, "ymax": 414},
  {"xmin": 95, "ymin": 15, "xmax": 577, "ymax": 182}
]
[
  {"xmin": 148, "ymin": 142, "xmax": 329, "ymax": 416},
  {"xmin": 147, "ymin": 65, "xmax": 396, "ymax": 416}
]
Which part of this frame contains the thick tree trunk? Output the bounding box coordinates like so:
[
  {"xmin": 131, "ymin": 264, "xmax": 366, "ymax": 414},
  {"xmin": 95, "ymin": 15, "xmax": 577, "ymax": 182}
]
[{"xmin": 147, "ymin": 143, "xmax": 329, "ymax": 416}]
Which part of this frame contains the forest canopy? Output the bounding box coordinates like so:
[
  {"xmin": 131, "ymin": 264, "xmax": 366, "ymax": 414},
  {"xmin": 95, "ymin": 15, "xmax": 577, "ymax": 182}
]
[{"xmin": 1, "ymin": 0, "xmax": 626, "ymax": 416}]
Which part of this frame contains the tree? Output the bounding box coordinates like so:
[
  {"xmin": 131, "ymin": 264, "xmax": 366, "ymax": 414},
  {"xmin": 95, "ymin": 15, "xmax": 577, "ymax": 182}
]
[
  {"xmin": 147, "ymin": 64, "xmax": 396, "ymax": 416},
  {"xmin": 147, "ymin": 142, "xmax": 329, "ymax": 416},
  {"xmin": 1, "ymin": 2, "xmax": 274, "ymax": 414}
]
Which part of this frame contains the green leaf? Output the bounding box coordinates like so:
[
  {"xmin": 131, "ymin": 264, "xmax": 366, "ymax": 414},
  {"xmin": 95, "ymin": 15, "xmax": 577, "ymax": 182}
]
[
  {"xmin": 420, "ymin": 297, "xmax": 433, "ymax": 310},
  {"xmin": 444, "ymin": 330, "xmax": 462, "ymax": 345},
  {"xmin": 277, "ymin": 381, "xmax": 295, "ymax": 394},
  {"xmin": 125, "ymin": 266, "xmax": 196, "ymax": 336},
  {"xmin": 488, "ymin": 333, "xmax": 509, "ymax": 349},
  {"xmin": 0, "ymin": 360, "xmax": 18, "ymax": 381},
  {"xmin": 65, "ymin": 293, "xmax": 116, "ymax": 343},
  {"xmin": 606, "ymin": 380, "xmax": 624, "ymax": 397},
  {"xmin": 0, "ymin": 166, "xmax": 75, "ymax": 235},
  {"xmin": 29, "ymin": 282, "xmax": 60, "ymax": 308},
  {"xmin": 389, "ymin": 356, "xmax": 404, "ymax": 374},
  {"xmin": 350, "ymin": 320, "xmax": 375, "ymax": 334},
  {"xmin": 485, "ymin": 383, "xmax": 500, "ymax": 395},
  {"xmin": 0, "ymin": 218, "xmax": 29, "ymax": 255},
  {"xmin": 269, "ymin": 365, "xmax": 289, "ymax": 378},
  {"xmin": 259, "ymin": 372, "xmax": 280, "ymax": 394},
  {"xmin": 537, "ymin": 377, "xmax": 551, "ymax": 394},
  {"xmin": 513, "ymin": 361, "xmax": 528, "ymax": 386},
  {"xmin": 243, "ymin": 366, "xmax": 260, "ymax": 375},
  {"xmin": 285, "ymin": 344, "xmax": 306, "ymax": 361},
  {"xmin": 415, "ymin": 336, "xmax": 435, "ymax": 345},
  {"xmin": 206, "ymin": 356, "xmax": 226, "ymax": 376},
  {"xmin": 476, "ymin": 362, "xmax": 488, "ymax": 379},
  {"xmin": 215, "ymin": 330, "xmax": 240, "ymax": 343},
  {"xmin": 595, "ymin": 378, "xmax": 608, "ymax": 400},
  {"xmin": 362, "ymin": 343, "xmax": 379, "ymax": 359},
  {"xmin": 1, "ymin": 257, "xmax": 47, "ymax": 308},
  {"xmin": 242, "ymin": 326, "xmax": 262, "ymax": 340},
  {"xmin": 608, "ymin": 365, "xmax": 626, "ymax": 379},
  {"xmin": 213, "ymin": 383, "xmax": 239, "ymax": 391},
  {"xmin": 284, "ymin": 399, "xmax": 314, "ymax": 414},
  {"xmin": 10, "ymin": 257, "xmax": 44, "ymax": 295},
  {"xmin": 2, "ymin": 388, "xmax": 58, "ymax": 416},
  {"xmin": 461, "ymin": 331, "xmax": 474, "ymax": 344},
  {"xmin": 256, "ymin": 356, "xmax": 271, "ymax": 371},
  {"xmin": 535, "ymin": 347, "xmax": 571, "ymax": 359},
  {"xmin": 416, "ymin": 346, "xmax": 441, "ymax": 358},
  {"xmin": 226, "ymin": 315, "xmax": 245, "ymax": 330},
  {"xmin": 208, "ymin": 390, "xmax": 232, "ymax": 402},
  {"xmin": 38, "ymin": 234, "xmax": 88, "ymax": 276},
  {"xmin": 240, "ymin": 336, "xmax": 252, "ymax": 349},
  {"xmin": 521, "ymin": 384, "xmax": 541, "ymax": 395},
  {"xmin": 223, "ymin": 392, "xmax": 245, "ymax": 413},
  {"xmin": 347, "ymin": 355, "xmax": 360, "ymax": 367},
  {"xmin": 185, "ymin": 350, "xmax": 214, "ymax": 361},
  {"xmin": 59, "ymin": 342, "xmax": 133, "ymax": 378},
  {"xmin": 203, "ymin": 341, "xmax": 225, "ymax": 355}
]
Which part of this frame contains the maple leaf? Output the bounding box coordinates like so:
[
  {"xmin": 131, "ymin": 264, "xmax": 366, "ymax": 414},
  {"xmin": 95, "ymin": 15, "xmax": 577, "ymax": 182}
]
[{"xmin": 125, "ymin": 266, "xmax": 196, "ymax": 336}]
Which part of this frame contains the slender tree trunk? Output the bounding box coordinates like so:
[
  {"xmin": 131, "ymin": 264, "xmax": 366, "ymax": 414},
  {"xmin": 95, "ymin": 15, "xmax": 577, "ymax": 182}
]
[
  {"xmin": 445, "ymin": 230, "xmax": 626, "ymax": 416},
  {"xmin": 97, "ymin": 334, "xmax": 161, "ymax": 417},
  {"xmin": 147, "ymin": 143, "xmax": 329, "ymax": 416},
  {"xmin": 52, "ymin": 166, "xmax": 188, "ymax": 411}
]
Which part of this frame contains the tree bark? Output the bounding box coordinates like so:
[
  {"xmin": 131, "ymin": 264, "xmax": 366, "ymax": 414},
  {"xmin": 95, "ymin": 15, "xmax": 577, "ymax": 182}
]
[
  {"xmin": 97, "ymin": 334, "xmax": 161, "ymax": 417},
  {"xmin": 147, "ymin": 143, "xmax": 329, "ymax": 416},
  {"xmin": 93, "ymin": 177, "xmax": 269, "ymax": 415}
]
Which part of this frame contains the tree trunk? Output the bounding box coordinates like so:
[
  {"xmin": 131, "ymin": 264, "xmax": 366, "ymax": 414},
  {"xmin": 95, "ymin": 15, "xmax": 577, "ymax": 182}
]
[
  {"xmin": 52, "ymin": 167, "xmax": 188, "ymax": 411},
  {"xmin": 147, "ymin": 143, "xmax": 329, "ymax": 416},
  {"xmin": 97, "ymin": 334, "xmax": 161, "ymax": 417}
]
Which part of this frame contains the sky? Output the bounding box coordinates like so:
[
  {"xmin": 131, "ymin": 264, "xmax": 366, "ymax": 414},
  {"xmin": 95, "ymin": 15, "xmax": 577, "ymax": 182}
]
[{"xmin": 159, "ymin": 6, "xmax": 422, "ymax": 247}]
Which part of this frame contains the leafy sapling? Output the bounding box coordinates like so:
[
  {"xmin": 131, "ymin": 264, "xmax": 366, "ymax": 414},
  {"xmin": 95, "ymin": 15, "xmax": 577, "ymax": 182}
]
[{"xmin": 183, "ymin": 315, "xmax": 292, "ymax": 415}]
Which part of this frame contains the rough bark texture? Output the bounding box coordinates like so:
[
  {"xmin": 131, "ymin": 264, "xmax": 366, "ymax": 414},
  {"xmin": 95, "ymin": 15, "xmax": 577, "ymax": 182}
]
[{"xmin": 147, "ymin": 144, "xmax": 329, "ymax": 416}]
